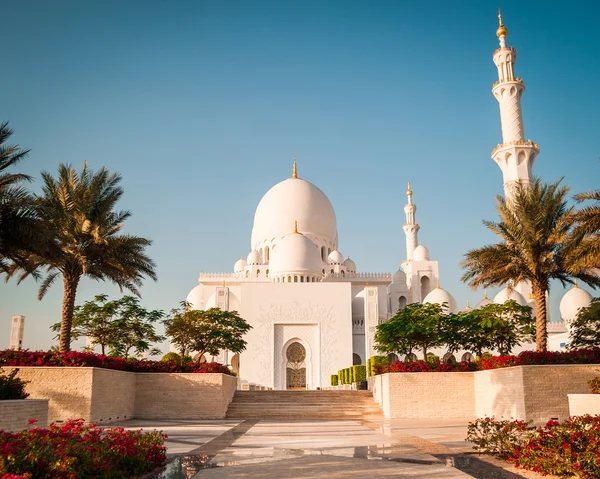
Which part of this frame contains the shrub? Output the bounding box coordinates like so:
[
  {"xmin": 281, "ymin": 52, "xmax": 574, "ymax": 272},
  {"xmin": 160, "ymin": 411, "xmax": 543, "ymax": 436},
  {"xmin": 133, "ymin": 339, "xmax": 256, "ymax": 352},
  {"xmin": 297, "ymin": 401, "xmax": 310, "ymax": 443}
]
[
  {"xmin": 367, "ymin": 357, "xmax": 372, "ymax": 377},
  {"xmin": 352, "ymin": 365, "xmax": 366, "ymax": 382},
  {"xmin": 0, "ymin": 419, "xmax": 166, "ymax": 478},
  {"xmin": 0, "ymin": 350, "xmax": 232, "ymax": 375},
  {"xmin": 347, "ymin": 367, "xmax": 354, "ymax": 384},
  {"xmin": 425, "ymin": 354, "xmax": 440, "ymax": 366},
  {"xmin": 330, "ymin": 374, "xmax": 338, "ymax": 386},
  {"xmin": 337, "ymin": 369, "xmax": 344, "ymax": 384},
  {"xmin": 369, "ymin": 356, "xmax": 388, "ymax": 376},
  {"xmin": 466, "ymin": 416, "xmax": 600, "ymax": 478},
  {"xmin": 0, "ymin": 369, "xmax": 28, "ymax": 400},
  {"xmin": 590, "ymin": 377, "xmax": 600, "ymax": 394},
  {"xmin": 160, "ymin": 352, "xmax": 181, "ymax": 362}
]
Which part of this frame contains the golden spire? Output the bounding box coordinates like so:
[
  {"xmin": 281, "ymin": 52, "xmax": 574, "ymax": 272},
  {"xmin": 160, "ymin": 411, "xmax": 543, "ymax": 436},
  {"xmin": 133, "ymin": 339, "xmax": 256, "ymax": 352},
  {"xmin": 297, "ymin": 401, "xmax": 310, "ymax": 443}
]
[
  {"xmin": 436, "ymin": 279, "xmax": 441, "ymax": 289},
  {"xmin": 365, "ymin": 280, "xmax": 369, "ymax": 287},
  {"xmin": 484, "ymin": 289, "xmax": 489, "ymax": 299},
  {"xmin": 293, "ymin": 220, "xmax": 299, "ymax": 234},
  {"xmin": 292, "ymin": 156, "xmax": 298, "ymax": 179},
  {"xmin": 496, "ymin": 8, "xmax": 508, "ymax": 38},
  {"xmin": 574, "ymin": 279, "xmax": 579, "ymax": 288},
  {"xmin": 466, "ymin": 300, "xmax": 471, "ymax": 308},
  {"xmin": 406, "ymin": 181, "xmax": 413, "ymax": 197}
]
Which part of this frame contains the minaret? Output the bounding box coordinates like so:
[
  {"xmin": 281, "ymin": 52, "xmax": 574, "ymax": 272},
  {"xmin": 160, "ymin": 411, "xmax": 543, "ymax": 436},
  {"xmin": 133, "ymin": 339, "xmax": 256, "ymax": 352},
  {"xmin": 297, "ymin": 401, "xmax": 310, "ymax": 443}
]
[
  {"xmin": 491, "ymin": 10, "xmax": 539, "ymax": 199},
  {"xmin": 9, "ymin": 315, "xmax": 25, "ymax": 350},
  {"xmin": 403, "ymin": 182, "xmax": 420, "ymax": 260}
]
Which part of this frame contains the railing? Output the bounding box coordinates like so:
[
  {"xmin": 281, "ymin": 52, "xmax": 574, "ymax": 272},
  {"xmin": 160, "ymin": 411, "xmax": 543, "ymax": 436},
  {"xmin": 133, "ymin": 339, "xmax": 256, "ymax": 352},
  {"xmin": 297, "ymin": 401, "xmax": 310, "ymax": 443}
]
[
  {"xmin": 492, "ymin": 139, "xmax": 540, "ymax": 156},
  {"xmin": 492, "ymin": 77, "xmax": 523, "ymax": 88},
  {"xmin": 324, "ymin": 272, "xmax": 392, "ymax": 280}
]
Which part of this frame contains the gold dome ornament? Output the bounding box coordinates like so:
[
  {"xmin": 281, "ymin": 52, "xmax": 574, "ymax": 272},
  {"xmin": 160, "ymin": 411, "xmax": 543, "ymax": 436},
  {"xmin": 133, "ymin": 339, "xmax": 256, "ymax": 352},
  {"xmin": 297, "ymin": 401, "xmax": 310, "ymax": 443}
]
[
  {"xmin": 292, "ymin": 156, "xmax": 298, "ymax": 179},
  {"xmin": 496, "ymin": 8, "xmax": 508, "ymax": 38},
  {"xmin": 406, "ymin": 181, "xmax": 413, "ymax": 197}
]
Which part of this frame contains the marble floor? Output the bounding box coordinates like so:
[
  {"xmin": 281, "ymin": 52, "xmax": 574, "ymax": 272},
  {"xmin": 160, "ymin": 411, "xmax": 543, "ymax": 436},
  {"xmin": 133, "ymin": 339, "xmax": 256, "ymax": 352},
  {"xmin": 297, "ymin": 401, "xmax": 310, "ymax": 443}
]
[{"xmin": 121, "ymin": 418, "xmax": 544, "ymax": 479}]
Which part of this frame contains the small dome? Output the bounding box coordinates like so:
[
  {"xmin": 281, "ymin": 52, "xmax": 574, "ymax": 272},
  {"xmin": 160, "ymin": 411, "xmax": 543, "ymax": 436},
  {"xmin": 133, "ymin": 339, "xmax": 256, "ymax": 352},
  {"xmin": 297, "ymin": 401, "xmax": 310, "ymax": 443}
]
[
  {"xmin": 423, "ymin": 286, "xmax": 458, "ymax": 314},
  {"xmin": 234, "ymin": 257, "xmax": 247, "ymax": 273},
  {"xmin": 413, "ymin": 244, "xmax": 430, "ymax": 261},
  {"xmin": 560, "ymin": 285, "xmax": 593, "ymax": 327},
  {"xmin": 328, "ymin": 250, "xmax": 344, "ymax": 265},
  {"xmin": 463, "ymin": 301, "xmax": 472, "ymax": 312},
  {"xmin": 185, "ymin": 285, "xmax": 203, "ymax": 310},
  {"xmin": 247, "ymin": 250, "xmax": 262, "ymax": 265},
  {"xmin": 475, "ymin": 292, "xmax": 493, "ymax": 309},
  {"xmin": 269, "ymin": 232, "xmax": 322, "ymax": 276},
  {"xmin": 392, "ymin": 269, "xmax": 407, "ymax": 285},
  {"xmin": 343, "ymin": 257, "xmax": 356, "ymax": 272},
  {"xmin": 494, "ymin": 287, "xmax": 527, "ymax": 306}
]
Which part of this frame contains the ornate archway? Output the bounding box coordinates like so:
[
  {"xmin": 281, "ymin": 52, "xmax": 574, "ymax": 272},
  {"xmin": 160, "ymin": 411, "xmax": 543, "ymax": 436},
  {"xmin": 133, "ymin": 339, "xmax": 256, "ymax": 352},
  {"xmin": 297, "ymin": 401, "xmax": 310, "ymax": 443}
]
[{"xmin": 285, "ymin": 342, "xmax": 307, "ymax": 390}]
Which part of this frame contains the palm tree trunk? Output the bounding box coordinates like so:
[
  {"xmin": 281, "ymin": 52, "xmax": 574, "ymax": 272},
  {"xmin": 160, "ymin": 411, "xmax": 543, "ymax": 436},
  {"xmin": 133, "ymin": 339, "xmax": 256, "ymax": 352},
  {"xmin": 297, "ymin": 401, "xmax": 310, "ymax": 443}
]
[
  {"xmin": 59, "ymin": 275, "xmax": 80, "ymax": 352},
  {"xmin": 532, "ymin": 280, "xmax": 548, "ymax": 352}
]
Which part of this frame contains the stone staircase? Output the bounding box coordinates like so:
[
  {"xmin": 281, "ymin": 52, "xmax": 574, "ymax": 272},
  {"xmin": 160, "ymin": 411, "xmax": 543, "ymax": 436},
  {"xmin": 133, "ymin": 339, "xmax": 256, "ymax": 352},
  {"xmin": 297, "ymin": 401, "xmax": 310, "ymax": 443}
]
[{"xmin": 225, "ymin": 390, "xmax": 383, "ymax": 419}]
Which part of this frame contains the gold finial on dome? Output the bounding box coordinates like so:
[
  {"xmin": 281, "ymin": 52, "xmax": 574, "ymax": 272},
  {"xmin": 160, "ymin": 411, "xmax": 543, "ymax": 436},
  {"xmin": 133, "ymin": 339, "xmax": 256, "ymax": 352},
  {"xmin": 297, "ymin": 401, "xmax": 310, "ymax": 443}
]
[
  {"xmin": 574, "ymin": 279, "xmax": 579, "ymax": 288},
  {"xmin": 292, "ymin": 156, "xmax": 298, "ymax": 179},
  {"xmin": 406, "ymin": 181, "xmax": 413, "ymax": 197},
  {"xmin": 293, "ymin": 220, "xmax": 299, "ymax": 234},
  {"xmin": 436, "ymin": 279, "xmax": 441, "ymax": 289},
  {"xmin": 496, "ymin": 8, "xmax": 508, "ymax": 38},
  {"xmin": 484, "ymin": 289, "xmax": 489, "ymax": 299}
]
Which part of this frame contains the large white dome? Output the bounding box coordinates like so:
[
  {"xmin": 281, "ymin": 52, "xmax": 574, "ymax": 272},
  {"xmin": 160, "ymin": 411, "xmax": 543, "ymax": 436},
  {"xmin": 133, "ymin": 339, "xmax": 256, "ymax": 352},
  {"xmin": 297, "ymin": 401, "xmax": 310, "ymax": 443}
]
[
  {"xmin": 475, "ymin": 292, "xmax": 493, "ymax": 309},
  {"xmin": 423, "ymin": 286, "xmax": 458, "ymax": 314},
  {"xmin": 250, "ymin": 178, "xmax": 338, "ymax": 251},
  {"xmin": 494, "ymin": 287, "xmax": 527, "ymax": 306},
  {"xmin": 560, "ymin": 285, "xmax": 592, "ymax": 326},
  {"xmin": 269, "ymin": 231, "xmax": 323, "ymax": 277}
]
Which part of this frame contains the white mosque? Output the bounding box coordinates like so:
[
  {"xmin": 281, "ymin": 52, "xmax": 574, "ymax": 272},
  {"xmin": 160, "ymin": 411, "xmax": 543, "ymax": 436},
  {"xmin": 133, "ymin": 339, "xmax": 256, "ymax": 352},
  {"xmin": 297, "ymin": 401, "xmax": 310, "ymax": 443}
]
[{"xmin": 180, "ymin": 13, "xmax": 593, "ymax": 389}]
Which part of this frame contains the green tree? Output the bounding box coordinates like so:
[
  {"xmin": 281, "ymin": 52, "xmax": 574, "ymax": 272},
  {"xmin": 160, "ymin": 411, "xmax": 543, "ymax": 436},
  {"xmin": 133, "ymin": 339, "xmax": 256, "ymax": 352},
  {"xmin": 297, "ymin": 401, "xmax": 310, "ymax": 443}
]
[
  {"xmin": 164, "ymin": 304, "xmax": 252, "ymax": 362},
  {"xmin": 50, "ymin": 294, "xmax": 120, "ymax": 355},
  {"xmin": 447, "ymin": 301, "xmax": 534, "ymax": 357},
  {"xmin": 461, "ymin": 179, "xmax": 600, "ymax": 352},
  {"xmin": 109, "ymin": 296, "xmax": 164, "ymax": 358},
  {"xmin": 374, "ymin": 302, "xmax": 447, "ymax": 360},
  {"xmin": 570, "ymin": 189, "xmax": 600, "ymax": 271},
  {"xmin": 568, "ymin": 298, "xmax": 600, "ymax": 350},
  {"xmin": 0, "ymin": 122, "xmax": 42, "ymax": 274},
  {"xmin": 7, "ymin": 163, "xmax": 157, "ymax": 352}
]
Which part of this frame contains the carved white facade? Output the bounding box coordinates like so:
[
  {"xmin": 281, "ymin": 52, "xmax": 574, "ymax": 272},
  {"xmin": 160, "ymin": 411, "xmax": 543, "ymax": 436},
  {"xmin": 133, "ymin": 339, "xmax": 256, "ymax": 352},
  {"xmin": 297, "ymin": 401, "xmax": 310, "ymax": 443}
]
[{"xmin": 9, "ymin": 315, "xmax": 24, "ymax": 351}]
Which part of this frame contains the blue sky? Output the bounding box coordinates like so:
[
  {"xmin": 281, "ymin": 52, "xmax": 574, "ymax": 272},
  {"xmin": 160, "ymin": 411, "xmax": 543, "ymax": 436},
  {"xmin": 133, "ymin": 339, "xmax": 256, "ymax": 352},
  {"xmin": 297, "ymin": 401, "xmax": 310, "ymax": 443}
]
[{"xmin": 1, "ymin": 0, "xmax": 599, "ymax": 353}]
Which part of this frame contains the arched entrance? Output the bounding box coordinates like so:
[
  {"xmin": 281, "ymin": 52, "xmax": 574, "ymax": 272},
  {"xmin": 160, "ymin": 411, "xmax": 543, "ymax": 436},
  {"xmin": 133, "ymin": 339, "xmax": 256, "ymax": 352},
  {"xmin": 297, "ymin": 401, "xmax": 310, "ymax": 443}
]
[{"xmin": 285, "ymin": 342, "xmax": 307, "ymax": 390}]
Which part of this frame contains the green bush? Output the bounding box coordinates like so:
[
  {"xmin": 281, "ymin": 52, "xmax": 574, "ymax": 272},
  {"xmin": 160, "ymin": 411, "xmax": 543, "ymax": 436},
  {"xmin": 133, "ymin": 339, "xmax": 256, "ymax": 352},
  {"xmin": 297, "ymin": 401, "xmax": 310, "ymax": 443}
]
[
  {"xmin": 352, "ymin": 365, "xmax": 366, "ymax": 382},
  {"xmin": 367, "ymin": 357, "xmax": 372, "ymax": 376},
  {"xmin": 160, "ymin": 352, "xmax": 181, "ymax": 362},
  {"xmin": 330, "ymin": 374, "xmax": 338, "ymax": 386},
  {"xmin": 590, "ymin": 376, "xmax": 600, "ymax": 394},
  {"xmin": 347, "ymin": 367, "xmax": 354, "ymax": 383},
  {"xmin": 338, "ymin": 369, "xmax": 344, "ymax": 384},
  {"xmin": 426, "ymin": 353, "xmax": 440, "ymax": 366},
  {"xmin": 369, "ymin": 356, "xmax": 388, "ymax": 376},
  {"xmin": 0, "ymin": 368, "xmax": 29, "ymax": 400}
]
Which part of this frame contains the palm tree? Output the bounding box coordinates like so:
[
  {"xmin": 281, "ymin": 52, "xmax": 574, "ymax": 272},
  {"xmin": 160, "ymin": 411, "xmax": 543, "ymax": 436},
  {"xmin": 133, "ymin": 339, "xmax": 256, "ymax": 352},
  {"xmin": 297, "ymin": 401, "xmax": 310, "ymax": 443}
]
[
  {"xmin": 570, "ymin": 189, "xmax": 600, "ymax": 271},
  {"xmin": 461, "ymin": 178, "xmax": 600, "ymax": 351},
  {"xmin": 7, "ymin": 163, "xmax": 157, "ymax": 351},
  {"xmin": 0, "ymin": 122, "xmax": 38, "ymax": 274}
]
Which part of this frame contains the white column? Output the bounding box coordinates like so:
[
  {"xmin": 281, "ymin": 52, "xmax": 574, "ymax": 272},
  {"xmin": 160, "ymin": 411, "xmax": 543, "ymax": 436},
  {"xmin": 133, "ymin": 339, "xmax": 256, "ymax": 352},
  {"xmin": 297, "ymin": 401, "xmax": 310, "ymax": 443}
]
[{"xmin": 364, "ymin": 286, "xmax": 379, "ymax": 361}]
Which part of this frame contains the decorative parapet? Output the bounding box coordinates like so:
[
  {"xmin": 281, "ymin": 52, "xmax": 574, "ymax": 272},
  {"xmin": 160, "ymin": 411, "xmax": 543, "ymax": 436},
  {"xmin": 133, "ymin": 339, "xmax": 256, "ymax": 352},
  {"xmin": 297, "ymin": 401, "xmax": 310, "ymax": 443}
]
[
  {"xmin": 324, "ymin": 272, "xmax": 392, "ymax": 281},
  {"xmin": 198, "ymin": 272, "xmax": 246, "ymax": 281},
  {"xmin": 547, "ymin": 322, "xmax": 568, "ymax": 334},
  {"xmin": 493, "ymin": 46, "xmax": 516, "ymax": 56},
  {"xmin": 491, "ymin": 139, "xmax": 540, "ymax": 156},
  {"xmin": 492, "ymin": 77, "xmax": 524, "ymax": 88}
]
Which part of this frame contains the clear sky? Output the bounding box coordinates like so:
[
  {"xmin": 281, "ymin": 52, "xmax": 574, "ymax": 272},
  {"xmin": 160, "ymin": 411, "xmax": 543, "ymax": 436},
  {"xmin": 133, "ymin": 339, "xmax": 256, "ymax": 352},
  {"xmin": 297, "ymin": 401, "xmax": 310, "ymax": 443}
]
[{"xmin": 1, "ymin": 0, "xmax": 599, "ymax": 354}]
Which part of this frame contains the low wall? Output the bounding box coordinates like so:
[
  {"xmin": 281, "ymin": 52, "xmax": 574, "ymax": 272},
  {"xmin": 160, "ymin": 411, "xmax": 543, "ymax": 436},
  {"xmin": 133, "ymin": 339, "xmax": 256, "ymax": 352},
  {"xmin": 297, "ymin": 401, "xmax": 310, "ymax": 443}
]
[
  {"xmin": 568, "ymin": 394, "xmax": 600, "ymax": 416},
  {"xmin": 370, "ymin": 364, "xmax": 600, "ymax": 422},
  {"xmin": 134, "ymin": 373, "xmax": 237, "ymax": 419},
  {"xmin": 5, "ymin": 367, "xmax": 236, "ymax": 423},
  {"xmin": 0, "ymin": 399, "xmax": 48, "ymax": 432},
  {"xmin": 369, "ymin": 372, "xmax": 476, "ymax": 418}
]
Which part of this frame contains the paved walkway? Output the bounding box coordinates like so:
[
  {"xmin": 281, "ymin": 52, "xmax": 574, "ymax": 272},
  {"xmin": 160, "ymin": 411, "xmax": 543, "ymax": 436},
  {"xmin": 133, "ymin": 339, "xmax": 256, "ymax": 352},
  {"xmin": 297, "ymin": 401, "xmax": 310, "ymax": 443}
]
[{"xmin": 120, "ymin": 418, "xmax": 547, "ymax": 479}]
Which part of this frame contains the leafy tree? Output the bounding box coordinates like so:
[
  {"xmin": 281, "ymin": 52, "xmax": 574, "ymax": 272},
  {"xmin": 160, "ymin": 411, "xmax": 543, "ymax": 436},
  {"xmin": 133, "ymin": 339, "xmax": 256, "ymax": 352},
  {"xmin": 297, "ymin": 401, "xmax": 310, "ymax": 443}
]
[
  {"xmin": 571, "ymin": 189, "xmax": 600, "ymax": 271},
  {"xmin": 50, "ymin": 294, "xmax": 120, "ymax": 355},
  {"xmin": 461, "ymin": 178, "xmax": 600, "ymax": 351},
  {"xmin": 7, "ymin": 163, "xmax": 157, "ymax": 352},
  {"xmin": 0, "ymin": 122, "xmax": 42, "ymax": 274},
  {"xmin": 446, "ymin": 301, "xmax": 534, "ymax": 357},
  {"xmin": 109, "ymin": 296, "xmax": 164, "ymax": 358},
  {"xmin": 374, "ymin": 302, "xmax": 448, "ymax": 360},
  {"xmin": 164, "ymin": 304, "xmax": 252, "ymax": 362},
  {"xmin": 568, "ymin": 298, "xmax": 600, "ymax": 350}
]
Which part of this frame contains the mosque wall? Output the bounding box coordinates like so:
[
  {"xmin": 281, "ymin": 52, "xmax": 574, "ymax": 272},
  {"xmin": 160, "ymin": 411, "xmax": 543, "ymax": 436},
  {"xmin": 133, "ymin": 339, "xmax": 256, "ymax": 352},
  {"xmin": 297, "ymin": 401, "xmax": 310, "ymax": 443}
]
[{"xmin": 238, "ymin": 282, "xmax": 352, "ymax": 390}]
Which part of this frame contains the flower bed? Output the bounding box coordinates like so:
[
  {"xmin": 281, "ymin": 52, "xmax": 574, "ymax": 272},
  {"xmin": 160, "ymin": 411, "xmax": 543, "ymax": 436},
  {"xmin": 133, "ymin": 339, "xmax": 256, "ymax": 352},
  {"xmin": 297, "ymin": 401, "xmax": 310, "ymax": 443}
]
[
  {"xmin": 375, "ymin": 348, "xmax": 600, "ymax": 375},
  {"xmin": 0, "ymin": 419, "xmax": 166, "ymax": 478},
  {"xmin": 467, "ymin": 416, "xmax": 600, "ymax": 478},
  {"xmin": 590, "ymin": 376, "xmax": 600, "ymax": 394},
  {"xmin": 0, "ymin": 350, "xmax": 231, "ymax": 374}
]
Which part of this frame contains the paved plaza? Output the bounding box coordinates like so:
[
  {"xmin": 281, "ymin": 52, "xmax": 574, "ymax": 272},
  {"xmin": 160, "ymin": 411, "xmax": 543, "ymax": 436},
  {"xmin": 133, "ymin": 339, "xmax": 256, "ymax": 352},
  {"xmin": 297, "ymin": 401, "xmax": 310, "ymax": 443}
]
[{"xmin": 119, "ymin": 418, "xmax": 549, "ymax": 479}]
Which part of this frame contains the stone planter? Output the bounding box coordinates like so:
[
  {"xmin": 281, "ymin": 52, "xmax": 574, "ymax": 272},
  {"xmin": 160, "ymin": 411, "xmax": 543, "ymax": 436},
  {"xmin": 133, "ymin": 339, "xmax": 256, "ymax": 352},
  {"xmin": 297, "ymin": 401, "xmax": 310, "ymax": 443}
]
[
  {"xmin": 0, "ymin": 399, "xmax": 48, "ymax": 432},
  {"xmin": 568, "ymin": 394, "xmax": 600, "ymax": 416}
]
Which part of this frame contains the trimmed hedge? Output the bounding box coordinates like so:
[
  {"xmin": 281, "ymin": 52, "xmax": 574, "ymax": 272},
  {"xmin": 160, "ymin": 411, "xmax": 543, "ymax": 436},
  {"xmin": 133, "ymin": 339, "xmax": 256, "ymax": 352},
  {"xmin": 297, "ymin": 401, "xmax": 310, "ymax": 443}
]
[
  {"xmin": 368, "ymin": 355, "xmax": 389, "ymax": 376},
  {"xmin": 352, "ymin": 365, "xmax": 366, "ymax": 382},
  {"xmin": 330, "ymin": 374, "xmax": 338, "ymax": 386}
]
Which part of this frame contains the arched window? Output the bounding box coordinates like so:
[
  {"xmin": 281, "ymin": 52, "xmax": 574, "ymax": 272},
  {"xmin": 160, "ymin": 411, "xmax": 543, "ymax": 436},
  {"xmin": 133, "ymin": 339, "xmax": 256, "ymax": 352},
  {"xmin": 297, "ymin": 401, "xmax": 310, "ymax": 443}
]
[
  {"xmin": 341, "ymin": 270, "xmax": 345, "ymax": 276},
  {"xmin": 294, "ymin": 276, "xmax": 298, "ymax": 282},
  {"xmin": 266, "ymin": 269, "xmax": 269, "ymax": 276},
  {"xmin": 256, "ymin": 269, "xmax": 260, "ymax": 277},
  {"xmin": 265, "ymin": 246, "xmax": 269, "ymax": 261},
  {"xmin": 398, "ymin": 296, "xmax": 407, "ymax": 310},
  {"xmin": 300, "ymin": 276, "xmax": 304, "ymax": 282},
  {"xmin": 387, "ymin": 353, "xmax": 399, "ymax": 364},
  {"xmin": 321, "ymin": 246, "xmax": 326, "ymax": 261},
  {"xmin": 330, "ymin": 269, "xmax": 334, "ymax": 274},
  {"xmin": 352, "ymin": 353, "xmax": 362, "ymax": 365},
  {"xmin": 421, "ymin": 276, "xmax": 431, "ymax": 301},
  {"xmin": 245, "ymin": 271, "xmax": 249, "ymax": 278},
  {"xmin": 288, "ymin": 275, "xmax": 291, "ymax": 282},
  {"xmin": 322, "ymin": 269, "xmax": 325, "ymax": 274},
  {"xmin": 405, "ymin": 353, "xmax": 418, "ymax": 362},
  {"xmin": 461, "ymin": 352, "xmax": 474, "ymax": 363},
  {"xmin": 443, "ymin": 353, "xmax": 457, "ymax": 365}
]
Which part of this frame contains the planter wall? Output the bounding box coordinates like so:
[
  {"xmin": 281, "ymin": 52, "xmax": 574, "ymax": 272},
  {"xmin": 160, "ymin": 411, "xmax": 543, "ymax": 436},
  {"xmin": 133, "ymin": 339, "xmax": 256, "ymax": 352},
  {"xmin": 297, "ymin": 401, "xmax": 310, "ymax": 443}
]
[
  {"xmin": 4, "ymin": 367, "xmax": 236, "ymax": 424},
  {"xmin": 0, "ymin": 399, "xmax": 48, "ymax": 432},
  {"xmin": 568, "ymin": 394, "xmax": 600, "ymax": 416}
]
